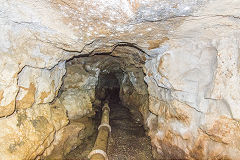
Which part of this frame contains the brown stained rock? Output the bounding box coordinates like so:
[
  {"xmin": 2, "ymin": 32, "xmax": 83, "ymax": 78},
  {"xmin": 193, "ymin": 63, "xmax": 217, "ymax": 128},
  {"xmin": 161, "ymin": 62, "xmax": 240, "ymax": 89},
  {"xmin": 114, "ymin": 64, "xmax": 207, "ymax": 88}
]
[
  {"xmin": 157, "ymin": 53, "xmax": 171, "ymax": 74},
  {"xmin": 149, "ymin": 99, "xmax": 191, "ymax": 126},
  {"xmin": 147, "ymin": 37, "xmax": 169, "ymax": 50},
  {"xmin": 189, "ymin": 135, "xmax": 206, "ymax": 160},
  {"xmin": 39, "ymin": 80, "xmax": 56, "ymax": 103},
  {"xmin": 40, "ymin": 91, "xmax": 51, "ymax": 103},
  {"xmin": 31, "ymin": 116, "xmax": 52, "ymax": 133},
  {"xmin": 158, "ymin": 140, "xmax": 187, "ymax": 160},
  {"xmin": 0, "ymin": 90, "xmax": 4, "ymax": 102},
  {"xmin": 203, "ymin": 116, "xmax": 240, "ymax": 146},
  {"xmin": 171, "ymin": 100, "xmax": 192, "ymax": 126},
  {"xmin": 8, "ymin": 141, "xmax": 25, "ymax": 154},
  {"xmin": 3, "ymin": 114, "xmax": 56, "ymax": 160},
  {"xmin": 0, "ymin": 100, "xmax": 15, "ymax": 118},
  {"xmin": 49, "ymin": 100, "xmax": 69, "ymax": 131},
  {"xmin": 16, "ymin": 83, "xmax": 36, "ymax": 109},
  {"xmin": 16, "ymin": 110, "xmax": 27, "ymax": 127}
]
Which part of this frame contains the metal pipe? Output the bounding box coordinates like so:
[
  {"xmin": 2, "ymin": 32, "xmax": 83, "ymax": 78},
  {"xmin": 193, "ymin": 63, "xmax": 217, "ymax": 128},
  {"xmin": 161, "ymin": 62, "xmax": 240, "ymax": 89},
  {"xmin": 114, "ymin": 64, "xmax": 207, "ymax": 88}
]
[{"xmin": 88, "ymin": 102, "xmax": 111, "ymax": 160}]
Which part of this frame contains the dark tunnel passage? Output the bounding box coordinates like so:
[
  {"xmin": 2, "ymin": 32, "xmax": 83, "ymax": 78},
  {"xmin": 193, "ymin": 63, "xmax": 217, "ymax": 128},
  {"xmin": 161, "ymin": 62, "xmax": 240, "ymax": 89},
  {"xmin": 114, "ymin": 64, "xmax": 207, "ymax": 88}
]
[
  {"xmin": 62, "ymin": 54, "xmax": 153, "ymax": 160},
  {"xmin": 95, "ymin": 72, "xmax": 121, "ymax": 103},
  {"xmin": 95, "ymin": 71, "xmax": 153, "ymax": 160}
]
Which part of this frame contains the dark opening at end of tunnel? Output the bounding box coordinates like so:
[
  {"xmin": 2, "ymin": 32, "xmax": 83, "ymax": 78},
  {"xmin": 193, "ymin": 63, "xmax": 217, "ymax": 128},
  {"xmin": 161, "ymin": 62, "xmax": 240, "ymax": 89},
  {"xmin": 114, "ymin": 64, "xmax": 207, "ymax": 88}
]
[{"xmin": 95, "ymin": 72, "xmax": 121, "ymax": 104}]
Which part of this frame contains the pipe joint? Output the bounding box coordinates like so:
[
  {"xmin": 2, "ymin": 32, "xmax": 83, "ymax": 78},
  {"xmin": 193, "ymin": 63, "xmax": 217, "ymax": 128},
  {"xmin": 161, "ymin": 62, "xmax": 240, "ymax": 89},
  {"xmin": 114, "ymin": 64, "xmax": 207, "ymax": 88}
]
[
  {"xmin": 88, "ymin": 149, "xmax": 108, "ymax": 160},
  {"xmin": 102, "ymin": 105, "xmax": 110, "ymax": 112},
  {"xmin": 98, "ymin": 123, "xmax": 111, "ymax": 133}
]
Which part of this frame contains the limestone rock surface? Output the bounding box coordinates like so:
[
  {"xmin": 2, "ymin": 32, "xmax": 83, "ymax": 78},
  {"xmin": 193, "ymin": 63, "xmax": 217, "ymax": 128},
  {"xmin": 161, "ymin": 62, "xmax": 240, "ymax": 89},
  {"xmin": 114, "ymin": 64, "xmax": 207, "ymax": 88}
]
[
  {"xmin": 59, "ymin": 62, "xmax": 99, "ymax": 120},
  {"xmin": 144, "ymin": 0, "xmax": 240, "ymax": 159},
  {"xmin": 60, "ymin": 89, "xmax": 93, "ymax": 120},
  {"xmin": 42, "ymin": 117, "xmax": 95, "ymax": 160},
  {"xmin": 0, "ymin": 0, "xmax": 240, "ymax": 159},
  {"xmin": 0, "ymin": 100, "xmax": 68, "ymax": 160}
]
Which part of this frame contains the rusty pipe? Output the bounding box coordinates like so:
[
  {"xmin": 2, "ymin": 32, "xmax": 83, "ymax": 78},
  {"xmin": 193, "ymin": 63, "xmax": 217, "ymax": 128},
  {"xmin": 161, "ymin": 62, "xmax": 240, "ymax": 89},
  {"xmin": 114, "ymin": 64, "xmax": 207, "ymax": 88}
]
[{"xmin": 88, "ymin": 102, "xmax": 111, "ymax": 160}]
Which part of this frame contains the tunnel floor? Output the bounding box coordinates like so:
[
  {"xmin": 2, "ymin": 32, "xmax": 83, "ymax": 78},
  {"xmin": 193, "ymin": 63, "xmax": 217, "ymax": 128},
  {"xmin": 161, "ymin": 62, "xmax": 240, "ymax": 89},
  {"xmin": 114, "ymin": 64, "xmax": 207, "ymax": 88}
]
[
  {"xmin": 107, "ymin": 100, "xmax": 153, "ymax": 160},
  {"xmin": 64, "ymin": 94, "xmax": 153, "ymax": 160}
]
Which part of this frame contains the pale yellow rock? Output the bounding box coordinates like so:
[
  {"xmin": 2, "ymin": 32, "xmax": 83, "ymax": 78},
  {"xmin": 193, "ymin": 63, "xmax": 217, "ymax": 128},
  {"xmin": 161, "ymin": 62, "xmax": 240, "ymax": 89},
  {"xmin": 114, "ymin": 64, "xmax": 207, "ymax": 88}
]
[
  {"xmin": 43, "ymin": 122, "xmax": 85, "ymax": 160},
  {"xmin": 0, "ymin": 0, "xmax": 240, "ymax": 159},
  {"xmin": 144, "ymin": 0, "xmax": 240, "ymax": 158},
  {"xmin": 0, "ymin": 100, "xmax": 68, "ymax": 160},
  {"xmin": 60, "ymin": 88, "xmax": 93, "ymax": 120}
]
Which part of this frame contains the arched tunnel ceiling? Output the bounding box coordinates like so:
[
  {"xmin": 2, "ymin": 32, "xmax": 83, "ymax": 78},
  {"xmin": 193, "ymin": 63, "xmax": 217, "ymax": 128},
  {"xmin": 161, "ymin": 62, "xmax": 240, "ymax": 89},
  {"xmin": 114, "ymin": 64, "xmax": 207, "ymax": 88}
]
[
  {"xmin": 97, "ymin": 46, "xmax": 147, "ymax": 70},
  {"xmin": 68, "ymin": 44, "xmax": 146, "ymax": 75}
]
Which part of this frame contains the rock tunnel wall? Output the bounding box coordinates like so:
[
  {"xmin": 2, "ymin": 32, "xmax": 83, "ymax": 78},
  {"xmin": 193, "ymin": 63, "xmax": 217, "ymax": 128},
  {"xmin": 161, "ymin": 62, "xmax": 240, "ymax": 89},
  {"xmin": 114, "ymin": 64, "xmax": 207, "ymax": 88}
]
[
  {"xmin": 0, "ymin": 0, "xmax": 240, "ymax": 159},
  {"xmin": 119, "ymin": 66, "xmax": 149, "ymax": 123},
  {"xmin": 61, "ymin": 55, "xmax": 149, "ymax": 122},
  {"xmin": 59, "ymin": 60, "xmax": 99, "ymax": 120},
  {"xmin": 40, "ymin": 54, "xmax": 149, "ymax": 159}
]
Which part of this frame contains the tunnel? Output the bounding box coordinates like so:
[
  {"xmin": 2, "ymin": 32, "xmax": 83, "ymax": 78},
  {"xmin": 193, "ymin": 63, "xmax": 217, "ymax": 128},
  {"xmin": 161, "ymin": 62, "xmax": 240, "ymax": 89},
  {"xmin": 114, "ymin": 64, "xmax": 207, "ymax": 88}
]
[
  {"xmin": 1, "ymin": 1, "xmax": 240, "ymax": 160},
  {"xmin": 58, "ymin": 47, "xmax": 153, "ymax": 159},
  {"xmin": 96, "ymin": 71, "xmax": 121, "ymax": 102}
]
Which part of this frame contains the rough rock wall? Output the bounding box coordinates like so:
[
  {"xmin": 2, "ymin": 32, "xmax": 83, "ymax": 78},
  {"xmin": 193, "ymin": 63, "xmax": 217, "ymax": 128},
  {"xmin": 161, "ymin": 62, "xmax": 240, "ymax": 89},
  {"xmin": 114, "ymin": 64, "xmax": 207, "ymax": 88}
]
[
  {"xmin": 119, "ymin": 66, "xmax": 149, "ymax": 123},
  {"xmin": 0, "ymin": 0, "xmax": 240, "ymax": 159},
  {"xmin": 39, "ymin": 58, "xmax": 100, "ymax": 159},
  {"xmin": 144, "ymin": 1, "xmax": 240, "ymax": 159},
  {"xmin": 0, "ymin": 61, "xmax": 69, "ymax": 160},
  {"xmin": 0, "ymin": 100, "xmax": 68, "ymax": 160},
  {"xmin": 59, "ymin": 60, "xmax": 99, "ymax": 120},
  {"xmin": 0, "ymin": 0, "xmax": 85, "ymax": 159},
  {"xmin": 64, "ymin": 55, "xmax": 149, "ymax": 124}
]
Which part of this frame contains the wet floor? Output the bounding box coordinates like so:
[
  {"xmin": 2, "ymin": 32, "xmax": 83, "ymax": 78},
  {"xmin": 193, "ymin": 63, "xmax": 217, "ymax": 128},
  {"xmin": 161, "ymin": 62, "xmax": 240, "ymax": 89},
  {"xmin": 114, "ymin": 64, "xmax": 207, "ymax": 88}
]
[{"xmin": 64, "ymin": 99, "xmax": 153, "ymax": 160}]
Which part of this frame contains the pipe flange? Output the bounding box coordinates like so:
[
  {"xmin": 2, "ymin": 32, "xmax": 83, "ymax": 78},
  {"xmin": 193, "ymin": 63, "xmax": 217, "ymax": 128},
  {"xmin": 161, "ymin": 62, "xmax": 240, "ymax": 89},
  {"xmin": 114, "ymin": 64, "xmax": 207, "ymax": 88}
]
[
  {"xmin": 102, "ymin": 105, "xmax": 110, "ymax": 112},
  {"xmin": 98, "ymin": 123, "xmax": 111, "ymax": 133},
  {"xmin": 88, "ymin": 149, "xmax": 108, "ymax": 160}
]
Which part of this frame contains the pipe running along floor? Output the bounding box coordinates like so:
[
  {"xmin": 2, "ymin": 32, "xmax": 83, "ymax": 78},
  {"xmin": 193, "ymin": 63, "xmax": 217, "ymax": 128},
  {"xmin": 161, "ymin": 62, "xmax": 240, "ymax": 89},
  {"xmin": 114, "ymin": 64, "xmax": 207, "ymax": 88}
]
[{"xmin": 64, "ymin": 88, "xmax": 153, "ymax": 160}]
